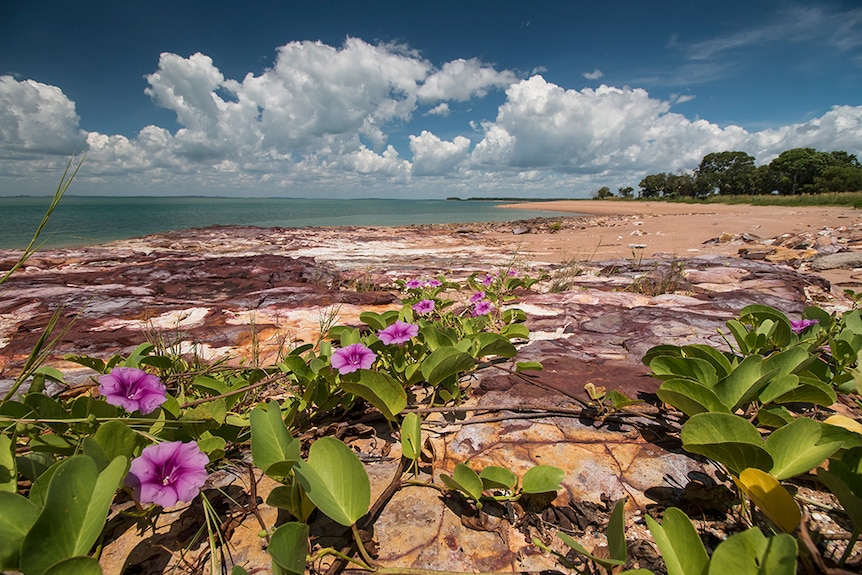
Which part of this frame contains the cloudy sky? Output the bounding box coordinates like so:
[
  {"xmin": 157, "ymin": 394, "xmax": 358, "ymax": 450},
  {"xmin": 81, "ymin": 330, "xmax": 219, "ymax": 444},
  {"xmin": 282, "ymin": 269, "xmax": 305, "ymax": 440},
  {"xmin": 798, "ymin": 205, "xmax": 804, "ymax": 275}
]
[{"xmin": 1, "ymin": 0, "xmax": 861, "ymax": 198}]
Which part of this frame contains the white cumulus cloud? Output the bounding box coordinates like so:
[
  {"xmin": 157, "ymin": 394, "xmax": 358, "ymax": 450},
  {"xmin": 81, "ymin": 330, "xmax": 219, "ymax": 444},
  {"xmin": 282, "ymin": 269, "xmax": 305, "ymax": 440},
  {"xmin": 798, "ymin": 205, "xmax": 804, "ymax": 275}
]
[
  {"xmin": 0, "ymin": 75, "xmax": 87, "ymax": 155},
  {"xmin": 409, "ymin": 130, "xmax": 471, "ymax": 176}
]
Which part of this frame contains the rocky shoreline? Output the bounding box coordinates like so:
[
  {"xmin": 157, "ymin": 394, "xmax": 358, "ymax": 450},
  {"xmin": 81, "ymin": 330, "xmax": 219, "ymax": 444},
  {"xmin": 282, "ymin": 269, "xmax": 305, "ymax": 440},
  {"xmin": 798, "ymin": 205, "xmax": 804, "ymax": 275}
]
[{"xmin": 2, "ymin": 213, "xmax": 861, "ymax": 573}]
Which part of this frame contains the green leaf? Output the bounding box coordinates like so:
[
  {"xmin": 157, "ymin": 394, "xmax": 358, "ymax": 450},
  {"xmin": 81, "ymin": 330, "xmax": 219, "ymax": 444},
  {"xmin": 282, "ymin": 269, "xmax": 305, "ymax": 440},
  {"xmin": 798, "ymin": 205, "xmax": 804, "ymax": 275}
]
[
  {"xmin": 191, "ymin": 374, "xmax": 228, "ymax": 395},
  {"xmin": 479, "ymin": 466, "xmax": 517, "ymax": 492},
  {"xmin": 292, "ymin": 437, "xmax": 370, "ymax": 527},
  {"xmin": 250, "ymin": 401, "xmax": 301, "ymax": 477},
  {"xmin": 420, "ymin": 348, "xmax": 475, "ymax": 386},
  {"xmin": 644, "ymin": 507, "xmax": 709, "ymax": 575},
  {"xmin": 20, "ymin": 455, "xmax": 127, "ymax": 575},
  {"xmin": 93, "ymin": 420, "xmax": 141, "ymax": 461},
  {"xmin": 0, "ymin": 492, "xmax": 40, "ymax": 569},
  {"xmin": 681, "ymin": 413, "xmax": 773, "ymax": 476},
  {"xmin": 269, "ymin": 522, "xmax": 309, "ymax": 575},
  {"xmin": 708, "ymin": 527, "xmax": 797, "ymax": 575},
  {"xmin": 266, "ymin": 481, "xmax": 316, "ymax": 523},
  {"xmin": 771, "ymin": 376, "xmax": 836, "ymax": 407},
  {"xmin": 642, "ymin": 344, "xmax": 684, "ymax": 367},
  {"xmin": 341, "ymin": 370, "xmax": 407, "ymax": 420},
  {"xmin": 756, "ymin": 406, "xmax": 795, "ymax": 429},
  {"xmin": 713, "ymin": 356, "xmax": 770, "ymax": 412},
  {"xmin": 521, "ymin": 465, "xmax": 564, "ymax": 494},
  {"xmin": 656, "ymin": 379, "xmax": 730, "ymax": 417},
  {"xmin": 758, "ymin": 374, "xmax": 801, "ymax": 406},
  {"xmin": 649, "ymin": 356, "xmax": 718, "ymax": 386},
  {"xmin": 400, "ymin": 412, "xmax": 422, "ymax": 461},
  {"xmin": 502, "ymin": 323, "xmax": 530, "ymax": 340},
  {"xmin": 681, "ymin": 344, "xmax": 734, "ymax": 379},
  {"xmin": 606, "ymin": 498, "xmax": 628, "ymax": 562},
  {"xmin": 471, "ymin": 332, "xmax": 518, "ymax": 358},
  {"xmin": 0, "ymin": 435, "xmax": 15, "ymax": 493},
  {"xmin": 764, "ymin": 417, "xmax": 841, "ymax": 480},
  {"xmin": 515, "ymin": 361, "xmax": 543, "ymax": 372},
  {"xmin": 42, "ymin": 556, "xmax": 103, "ymax": 575},
  {"xmin": 440, "ymin": 463, "xmax": 484, "ymax": 502}
]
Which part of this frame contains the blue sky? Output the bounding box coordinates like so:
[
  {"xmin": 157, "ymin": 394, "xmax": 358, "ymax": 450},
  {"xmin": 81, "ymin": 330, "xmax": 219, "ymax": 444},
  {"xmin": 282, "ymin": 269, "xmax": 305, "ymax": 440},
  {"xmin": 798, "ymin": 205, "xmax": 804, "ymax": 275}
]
[{"xmin": 1, "ymin": 0, "xmax": 860, "ymax": 198}]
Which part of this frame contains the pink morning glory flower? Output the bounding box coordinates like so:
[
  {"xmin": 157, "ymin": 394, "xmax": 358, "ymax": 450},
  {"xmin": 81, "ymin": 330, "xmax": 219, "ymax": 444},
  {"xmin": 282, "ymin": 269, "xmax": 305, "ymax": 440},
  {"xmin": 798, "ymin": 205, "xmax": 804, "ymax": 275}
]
[
  {"xmin": 377, "ymin": 320, "xmax": 419, "ymax": 345},
  {"xmin": 125, "ymin": 441, "xmax": 209, "ymax": 508},
  {"xmin": 424, "ymin": 278, "xmax": 442, "ymax": 288},
  {"xmin": 331, "ymin": 343, "xmax": 377, "ymax": 374},
  {"xmin": 507, "ymin": 269, "xmax": 518, "ymax": 277},
  {"xmin": 470, "ymin": 290, "xmax": 486, "ymax": 303},
  {"xmin": 99, "ymin": 367, "xmax": 167, "ymax": 415},
  {"xmin": 413, "ymin": 299, "xmax": 435, "ymax": 314},
  {"xmin": 472, "ymin": 300, "xmax": 494, "ymax": 317},
  {"xmin": 481, "ymin": 274, "xmax": 495, "ymax": 286},
  {"xmin": 790, "ymin": 319, "xmax": 818, "ymax": 334},
  {"xmin": 405, "ymin": 278, "xmax": 423, "ymax": 289}
]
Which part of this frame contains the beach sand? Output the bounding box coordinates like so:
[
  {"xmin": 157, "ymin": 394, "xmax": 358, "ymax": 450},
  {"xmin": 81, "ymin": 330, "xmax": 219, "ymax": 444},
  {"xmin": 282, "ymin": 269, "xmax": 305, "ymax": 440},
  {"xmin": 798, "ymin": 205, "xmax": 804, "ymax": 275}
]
[{"xmin": 495, "ymin": 199, "xmax": 855, "ymax": 255}]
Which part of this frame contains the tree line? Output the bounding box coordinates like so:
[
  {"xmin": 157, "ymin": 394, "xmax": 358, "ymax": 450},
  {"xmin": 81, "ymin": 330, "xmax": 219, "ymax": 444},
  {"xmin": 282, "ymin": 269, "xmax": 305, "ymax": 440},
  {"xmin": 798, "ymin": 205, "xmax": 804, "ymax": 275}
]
[{"xmin": 592, "ymin": 148, "xmax": 862, "ymax": 199}]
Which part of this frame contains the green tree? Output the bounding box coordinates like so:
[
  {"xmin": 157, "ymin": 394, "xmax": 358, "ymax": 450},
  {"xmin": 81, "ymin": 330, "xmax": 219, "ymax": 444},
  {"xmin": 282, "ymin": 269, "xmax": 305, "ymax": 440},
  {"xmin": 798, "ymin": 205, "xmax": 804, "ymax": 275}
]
[
  {"xmin": 697, "ymin": 151, "xmax": 757, "ymax": 195},
  {"xmin": 593, "ymin": 186, "xmax": 613, "ymax": 199},
  {"xmin": 768, "ymin": 148, "xmax": 829, "ymax": 194},
  {"xmin": 617, "ymin": 186, "xmax": 634, "ymax": 199},
  {"xmin": 638, "ymin": 173, "xmax": 668, "ymax": 198},
  {"xmin": 814, "ymin": 165, "xmax": 862, "ymax": 193}
]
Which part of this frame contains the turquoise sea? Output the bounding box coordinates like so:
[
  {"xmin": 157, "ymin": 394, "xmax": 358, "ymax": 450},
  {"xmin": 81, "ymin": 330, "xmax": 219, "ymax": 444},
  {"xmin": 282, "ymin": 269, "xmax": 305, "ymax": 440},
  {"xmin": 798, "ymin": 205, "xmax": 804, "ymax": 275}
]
[{"xmin": 0, "ymin": 196, "xmax": 575, "ymax": 250}]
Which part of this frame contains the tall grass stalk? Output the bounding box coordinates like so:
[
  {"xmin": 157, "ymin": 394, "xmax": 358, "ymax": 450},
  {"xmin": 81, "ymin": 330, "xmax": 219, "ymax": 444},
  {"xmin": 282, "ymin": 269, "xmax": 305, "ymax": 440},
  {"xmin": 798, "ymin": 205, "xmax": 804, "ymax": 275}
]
[{"xmin": 0, "ymin": 155, "xmax": 85, "ymax": 285}]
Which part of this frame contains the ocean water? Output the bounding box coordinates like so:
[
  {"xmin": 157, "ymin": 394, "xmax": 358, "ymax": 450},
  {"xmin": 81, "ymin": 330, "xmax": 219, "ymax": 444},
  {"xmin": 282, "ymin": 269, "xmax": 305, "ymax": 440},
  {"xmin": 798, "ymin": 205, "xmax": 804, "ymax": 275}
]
[{"xmin": 0, "ymin": 196, "xmax": 575, "ymax": 249}]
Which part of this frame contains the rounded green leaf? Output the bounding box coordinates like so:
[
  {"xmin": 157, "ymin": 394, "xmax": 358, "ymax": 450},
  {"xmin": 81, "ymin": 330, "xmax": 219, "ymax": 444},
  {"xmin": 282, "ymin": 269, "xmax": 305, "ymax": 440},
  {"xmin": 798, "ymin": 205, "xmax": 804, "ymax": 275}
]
[
  {"xmin": 0, "ymin": 492, "xmax": 40, "ymax": 568},
  {"xmin": 341, "ymin": 370, "xmax": 407, "ymax": 420},
  {"xmin": 657, "ymin": 379, "xmax": 729, "ymax": 417},
  {"xmin": 21, "ymin": 455, "xmax": 127, "ymax": 575},
  {"xmin": 400, "ymin": 412, "xmax": 422, "ymax": 461},
  {"xmin": 479, "ymin": 466, "xmax": 517, "ymax": 491},
  {"xmin": 441, "ymin": 463, "xmax": 484, "ymax": 502},
  {"xmin": 708, "ymin": 527, "xmax": 797, "ymax": 575},
  {"xmin": 649, "ymin": 356, "xmax": 718, "ymax": 386},
  {"xmin": 269, "ymin": 522, "xmax": 309, "ymax": 575},
  {"xmin": 763, "ymin": 417, "xmax": 841, "ymax": 480},
  {"xmin": 250, "ymin": 401, "xmax": 300, "ymax": 477},
  {"xmin": 292, "ymin": 437, "xmax": 370, "ymax": 527},
  {"xmin": 521, "ymin": 464, "xmax": 564, "ymax": 494},
  {"xmin": 420, "ymin": 348, "xmax": 475, "ymax": 386},
  {"xmin": 42, "ymin": 556, "xmax": 102, "ymax": 575},
  {"xmin": 645, "ymin": 507, "xmax": 709, "ymax": 575},
  {"xmin": 681, "ymin": 413, "xmax": 773, "ymax": 476},
  {"xmin": 0, "ymin": 435, "xmax": 15, "ymax": 493}
]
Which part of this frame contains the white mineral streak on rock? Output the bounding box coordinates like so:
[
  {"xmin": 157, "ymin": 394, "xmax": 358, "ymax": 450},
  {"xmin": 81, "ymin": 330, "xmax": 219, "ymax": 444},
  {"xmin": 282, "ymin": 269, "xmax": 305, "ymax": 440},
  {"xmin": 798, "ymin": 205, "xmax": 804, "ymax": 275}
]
[{"xmin": 90, "ymin": 306, "xmax": 211, "ymax": 332}]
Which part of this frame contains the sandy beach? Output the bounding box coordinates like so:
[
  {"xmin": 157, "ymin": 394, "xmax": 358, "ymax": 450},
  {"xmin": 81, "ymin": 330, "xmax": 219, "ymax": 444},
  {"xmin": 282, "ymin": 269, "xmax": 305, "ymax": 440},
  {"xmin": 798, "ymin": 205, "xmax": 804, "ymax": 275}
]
[{"xmin": 495, "ymin": 199, "xmax": 861, "ymax": 261}]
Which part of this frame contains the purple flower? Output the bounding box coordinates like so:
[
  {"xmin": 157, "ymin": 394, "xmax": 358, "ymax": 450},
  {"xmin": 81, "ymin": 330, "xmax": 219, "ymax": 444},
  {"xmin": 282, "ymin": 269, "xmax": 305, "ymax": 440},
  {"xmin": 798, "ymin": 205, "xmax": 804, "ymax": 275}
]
[
  {"xmin": 99, "ymin": 367, "xmax": 167, "ymax": 415},
  {"xmin": 331, "ymin": 343, "xmax": 377, "ymax": 374},
  {"xmin": 790, "ymin": 319, "xmax": 819, "ymax": 334},
  {"xmin": 472, "ymin": 300, "xmax": 494, "ymax": 317},
  {"xmin": 413, "ymin": 299, "xmax": 435, "ymax": 314},
  {"xmin": 377, "ymin": 320, "xmax": 419, "ymax": 345},
  {"xmin": 125, "ymin": 441, "xmax": 209, "ymax": 508},
  {"xmin": 507, "ymin": 269, "xmax": 518, "ymax": 277},
  {"xmin": 405, "ymin": 278, "xmax": 423, "ymax": 289},
  {"xmin": 424, "ymin": 278, "xmax": 442, "ymax": 288},
  {"xmin": 481, "ymin": 274, "xmax": 495, "ymax": 287},
  {"xmin": 470, "ymin": 290, "xmax": 486, "ymax": 303}
]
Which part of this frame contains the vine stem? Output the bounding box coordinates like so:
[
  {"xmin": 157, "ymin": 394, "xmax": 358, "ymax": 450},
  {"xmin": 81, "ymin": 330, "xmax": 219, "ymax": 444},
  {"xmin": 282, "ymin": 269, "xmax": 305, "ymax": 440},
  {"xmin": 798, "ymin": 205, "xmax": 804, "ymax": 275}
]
[{"xmin": 343, "ymin": 569, "xmax": 556, "ymax": 575}]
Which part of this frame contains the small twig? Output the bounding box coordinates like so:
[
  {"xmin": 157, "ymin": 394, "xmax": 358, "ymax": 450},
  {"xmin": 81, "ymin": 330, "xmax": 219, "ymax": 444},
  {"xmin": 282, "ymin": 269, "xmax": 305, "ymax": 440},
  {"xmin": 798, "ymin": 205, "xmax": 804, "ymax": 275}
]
[{"xmin": 178, "ymin": 372, "xmax": 291, "ymax": 409}]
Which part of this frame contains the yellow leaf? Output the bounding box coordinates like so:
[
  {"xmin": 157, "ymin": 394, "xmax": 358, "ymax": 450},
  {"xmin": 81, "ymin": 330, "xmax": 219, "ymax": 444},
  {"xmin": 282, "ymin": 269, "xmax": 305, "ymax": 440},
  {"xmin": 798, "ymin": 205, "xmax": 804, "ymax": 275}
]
[
  {"xmin": 738, "ymin": 468, "xmax": 800, "ymax": 533},
  {"xmin": 824, "ymin": 414, "xmax": 862, "ymax": 435}
]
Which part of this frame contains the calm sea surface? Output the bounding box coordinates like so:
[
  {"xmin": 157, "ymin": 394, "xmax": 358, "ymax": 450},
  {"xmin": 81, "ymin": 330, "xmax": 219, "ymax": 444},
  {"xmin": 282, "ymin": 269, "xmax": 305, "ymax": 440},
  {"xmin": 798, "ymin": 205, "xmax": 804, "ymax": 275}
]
[{"xmin": 1, "ymin": 196, "xmax": 575, "ymax": 249}]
